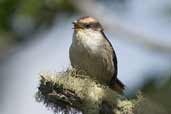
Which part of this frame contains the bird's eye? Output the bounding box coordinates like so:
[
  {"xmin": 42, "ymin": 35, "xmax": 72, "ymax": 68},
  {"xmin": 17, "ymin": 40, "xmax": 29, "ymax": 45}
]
[{"xmin": 85, "ymin": 24, "xmax": 91, "ymax": 28}]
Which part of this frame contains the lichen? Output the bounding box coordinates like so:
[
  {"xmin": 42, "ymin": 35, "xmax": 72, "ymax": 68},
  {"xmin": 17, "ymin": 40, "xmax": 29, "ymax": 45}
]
[{"xmin": 37, "ymin": 68, "xmax": 159, "ymax": 114}]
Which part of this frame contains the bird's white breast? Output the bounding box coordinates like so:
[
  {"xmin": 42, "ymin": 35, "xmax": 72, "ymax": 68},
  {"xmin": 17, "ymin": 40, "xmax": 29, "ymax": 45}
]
[{"xmin": 73, "ymin": 29, "xmax": 103, "ymax": 53}]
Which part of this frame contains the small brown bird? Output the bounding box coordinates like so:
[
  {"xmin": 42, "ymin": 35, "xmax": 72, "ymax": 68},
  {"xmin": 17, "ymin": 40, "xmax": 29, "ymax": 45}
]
[{"xmin": 69, "ymin": 16, "xmax": 125, "ymax": 94}]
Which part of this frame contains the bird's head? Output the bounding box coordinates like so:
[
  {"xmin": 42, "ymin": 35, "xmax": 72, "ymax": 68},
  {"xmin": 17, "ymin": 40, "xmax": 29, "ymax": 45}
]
[{"xmin": 72, "ymin": 16, "xmax": 103, "ymax": 32}]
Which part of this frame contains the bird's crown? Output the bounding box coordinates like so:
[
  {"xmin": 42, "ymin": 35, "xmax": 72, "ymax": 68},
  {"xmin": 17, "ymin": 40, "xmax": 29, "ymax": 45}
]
[
  {"xmin": 73, "ymin": 16, "xmax": 103, "ymax": 31},
  {"xmin": 77, "ymin": 16, "xmax": 98, "ymax": 24}
]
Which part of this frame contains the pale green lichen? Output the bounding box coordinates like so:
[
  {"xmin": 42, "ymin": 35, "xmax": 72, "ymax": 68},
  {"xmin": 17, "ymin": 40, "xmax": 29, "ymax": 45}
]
[
  {"xmin": 37, "ymin": 69, "xmax": 159, "ymax": 114},
  {"xmin": 39, "ymin": 69, "xmax": 122, "ymax": 114},
  {"xmin": 115, "ymin": 100, "xmax": 135, "ymax": 114}
]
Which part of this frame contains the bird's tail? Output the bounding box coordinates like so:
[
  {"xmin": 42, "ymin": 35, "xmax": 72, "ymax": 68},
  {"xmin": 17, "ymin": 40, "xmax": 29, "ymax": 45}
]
[{"xmin": 111, "ymin": 78, "xmax": 125, "ymax": 94}]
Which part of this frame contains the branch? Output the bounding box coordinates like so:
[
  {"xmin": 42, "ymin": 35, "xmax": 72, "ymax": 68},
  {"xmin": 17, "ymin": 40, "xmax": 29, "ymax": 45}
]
[
  {"xmin": 36, "ymin": 69, "xmax": 132, "ymax": 114},
  {"xmin": 71, "ymin": 0, "xmax": 171, "ymax": 54},
  {"xmin": 35, "ymin": 69, "xmax": 168, "ymax": 114}
]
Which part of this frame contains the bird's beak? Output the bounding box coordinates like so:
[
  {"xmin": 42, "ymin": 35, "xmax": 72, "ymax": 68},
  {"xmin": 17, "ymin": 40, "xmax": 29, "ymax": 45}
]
[
  {"xmin": 72, "ymin": 21, "xmax": 82, "ymax": 29},
  {"xmin": 72, "ymin": 21, "xmax": 77, "ymax": 29},
  {"xmin": 72, "ymin": 21, "xmax": 77, "ymax": 25}
]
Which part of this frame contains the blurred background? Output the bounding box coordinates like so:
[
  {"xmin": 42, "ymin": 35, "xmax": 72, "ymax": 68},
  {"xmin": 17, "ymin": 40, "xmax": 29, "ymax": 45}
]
[{"xmin": 0, "ymin": 0, "xmax": 171, "ymax": 114}]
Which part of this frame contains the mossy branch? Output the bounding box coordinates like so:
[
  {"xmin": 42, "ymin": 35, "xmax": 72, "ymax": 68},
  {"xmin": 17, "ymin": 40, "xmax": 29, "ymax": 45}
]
[{"xmin": 35, "ymin": 69, "xmax": 167, "ymax": 114}]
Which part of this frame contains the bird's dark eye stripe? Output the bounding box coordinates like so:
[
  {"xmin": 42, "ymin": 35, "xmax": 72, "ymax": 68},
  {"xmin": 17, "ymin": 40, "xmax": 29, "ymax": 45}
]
[
  {"xmin": 78, "ymin": 22, "xmax": 102, "ymax": 29},
  {"xmin": 84, "ymin": 23, "xmax": 99, "ymax": 28}
]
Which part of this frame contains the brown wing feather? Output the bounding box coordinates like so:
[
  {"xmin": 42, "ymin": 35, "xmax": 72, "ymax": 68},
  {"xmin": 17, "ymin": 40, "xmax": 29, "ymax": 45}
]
[{"xmin": 101, "ymin": 31, "xmax": 125, "ymax": 94}]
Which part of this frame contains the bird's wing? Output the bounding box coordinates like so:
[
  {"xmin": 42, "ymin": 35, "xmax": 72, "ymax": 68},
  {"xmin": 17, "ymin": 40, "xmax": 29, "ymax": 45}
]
[
  {"xmin": 101, "ymin": 31, "xmax": 125, "ymax": 94},
  {"xmin": 101, "ymin": 31, "xmax": 118, "ymax": 80}
]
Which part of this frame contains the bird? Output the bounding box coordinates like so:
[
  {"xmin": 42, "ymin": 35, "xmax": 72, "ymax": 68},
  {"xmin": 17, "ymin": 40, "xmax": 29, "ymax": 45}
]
[{"xmin": 69, "ymin": 16, "xmax": 125, "ymax": 94}]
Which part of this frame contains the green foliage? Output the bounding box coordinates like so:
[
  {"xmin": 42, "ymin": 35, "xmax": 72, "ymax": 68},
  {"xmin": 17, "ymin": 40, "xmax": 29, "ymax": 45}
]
[
  {"xmin": 142, "ymin": 77, "xmax": 171, "ymax": 114},
  {"xmin": 0, "ymin": 0, "xmax": 77, "ymax": 53},
  {"xmin": 0, "ymin": 0, "xmax": 19, "ymax": 30}
]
